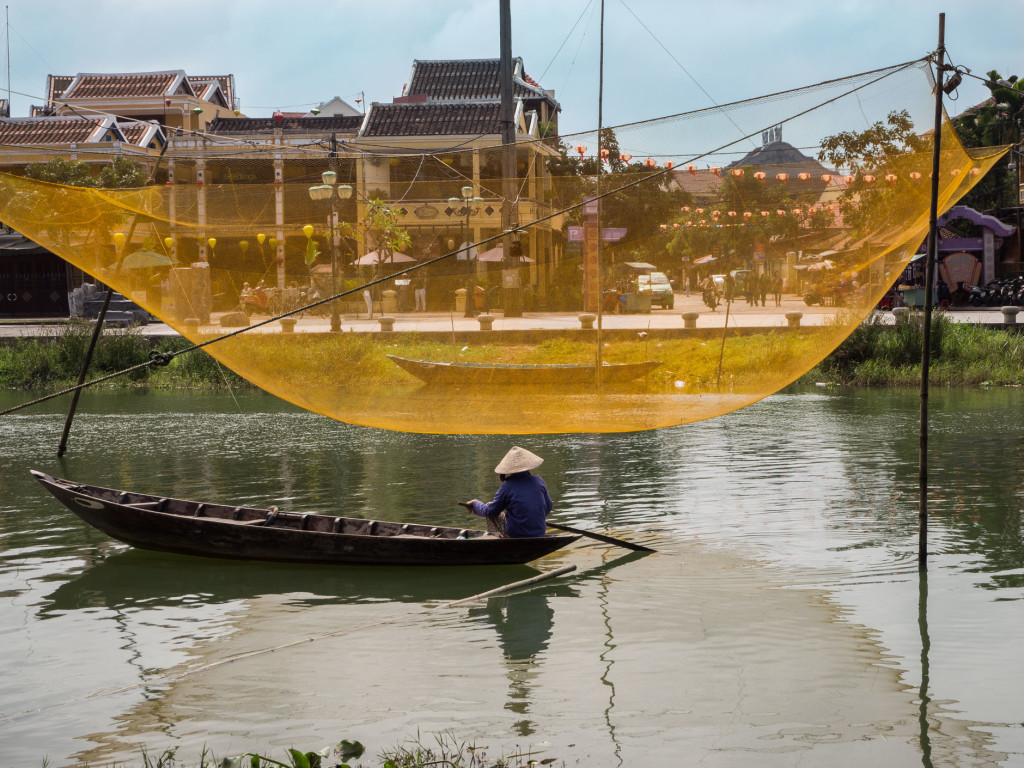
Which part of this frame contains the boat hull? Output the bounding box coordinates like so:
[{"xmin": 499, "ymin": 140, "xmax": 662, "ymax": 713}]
[
  {"xmin": 387, "ymin": 355, "xmax": 661, "ymax": 386},
  {"xmin": 31, "ymin": 471, "xmax": 579, "ymax": 566}
]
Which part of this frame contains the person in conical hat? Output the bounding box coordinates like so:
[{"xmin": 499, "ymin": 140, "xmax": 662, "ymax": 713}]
[{"xmin": 459, "ymin": 446, "xmax": 552, "ymax": 538}]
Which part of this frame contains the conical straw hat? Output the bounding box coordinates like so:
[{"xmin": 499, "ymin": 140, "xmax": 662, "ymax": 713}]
[{"xmin": 494, "ymin": 446, "xmax": 544, "ymax": 474}]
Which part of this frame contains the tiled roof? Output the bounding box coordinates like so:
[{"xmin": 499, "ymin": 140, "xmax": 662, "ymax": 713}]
[
  {"xmin": 0, "ymin": 116, "xmax": 110, "ymax": 144},
  {"xmin": 63, "ymin": 71, "xmax": 188, "ymax": 100},
  {"xmin": 48, "ymin": 75, "xmax": 73, "ymax": 103},
  {"xmin": 188, "ymin": 75, "xmax": 234, "ymax": 108},
  {"xmin": 362, "ymin": 102, "xmax": 502, "ymax": 137},
  {"xmin": 406, "ymin": 59, "xmax": 554, "ymax": 105},
  {"xmin": 118, "ymin": 121, "xmax": 163, "ymax": 147},
  {"xmin": 206, "ymin": 115, "xmax": 363, "ymax": 135}
]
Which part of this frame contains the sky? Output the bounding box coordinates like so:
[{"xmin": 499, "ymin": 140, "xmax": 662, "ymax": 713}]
[{"xmin": 2, "ymin": 0, "xmax": 1021, "ymax": 139}]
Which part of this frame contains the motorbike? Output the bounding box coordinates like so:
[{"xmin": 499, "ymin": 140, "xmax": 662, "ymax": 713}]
[
  {"xmin": 240, "ymin": 284, "xmax": 269, "ymax": 316},
  {"xmin": 702, "ymin": 286, "xmax": 719, "ymax": 310}
]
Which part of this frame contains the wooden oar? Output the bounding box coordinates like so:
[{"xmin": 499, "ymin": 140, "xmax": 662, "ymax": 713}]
[{"xmin": 547, "ymin": 520, "xmax": 655, "ymax": 552}]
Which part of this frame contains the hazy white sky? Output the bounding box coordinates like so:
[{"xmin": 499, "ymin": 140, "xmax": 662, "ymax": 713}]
[{"xmin": 2, "ymin": 0, "xmax": 1019, "ymax": 136}]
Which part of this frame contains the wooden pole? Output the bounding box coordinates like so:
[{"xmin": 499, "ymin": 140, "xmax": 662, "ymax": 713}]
[
  {"xmin": 57, "ymin": 144, "xmax": 169, "ymax": 457},
  {"xmin": 920, "ymin": 13, "xmax": 945, "ymax": 566},
  {"xmin": 498, "ymin": 0, "xmax": 521, "ymax": 316}
]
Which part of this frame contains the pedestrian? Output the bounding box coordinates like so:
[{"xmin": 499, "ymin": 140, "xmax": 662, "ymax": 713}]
[
  {"xmin": 759, "ymin": 273, "xmax": 768, "ymax": 307},
  {"xmin": 747, "ymin": 272, "xmax": 758, "ymax": 306},
  {"xmin": 363, "ymin": 288, "xmax": 373, "ymax": 319},
  {"xmin": 724, "ymin": 273, "xmax": 735, "ymax": 304},
  {"xmin": 413, "ymin": 275, "xmax": 427, "ymax": 311},
  {"xmin": 772, "ymin": 274, "xmax": 782, "ymax": 307},
  {"xmin": 459, "ymin": 446, "xmax": 553, "ymax": 539}
]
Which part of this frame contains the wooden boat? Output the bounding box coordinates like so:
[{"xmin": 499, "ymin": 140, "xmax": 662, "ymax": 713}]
[
  {"xmin": 387, "ymin": 354, "xmax": 661, "ymax": 386},
  {"xmin": 31, "ymin": 471, "xmax": 580, "ymax": 566}
]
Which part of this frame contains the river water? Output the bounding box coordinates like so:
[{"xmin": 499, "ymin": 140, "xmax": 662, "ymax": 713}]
[{"xmin": 1, "ymin": 387, "xmax": 1022, "ymax": 767}]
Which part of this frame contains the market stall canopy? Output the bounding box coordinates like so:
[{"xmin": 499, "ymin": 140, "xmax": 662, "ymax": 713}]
[
  {"xmin": 120, "ymin": 249, "xmax": 177, "ymax": 269},
  {"xmin": 693, "ymin": 255, "xmax": 717, "ymax": 265},
  {"xmin": 355, "ymin": 250, "xmax": 415, "ymax": 265},
  {"xmin": 476, "ymin": 243, "xmax": 534, "ymax": 263},
  {"xmin": 617, "ymin": 261, "xmax": 657, "ymax": 272}
]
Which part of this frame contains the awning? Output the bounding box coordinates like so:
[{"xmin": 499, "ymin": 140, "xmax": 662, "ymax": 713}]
[
  {"xmin": 617, "ymin": 261, "xmax": 657, "ymax": 272},
  {"xmin": 476, "ymin": 243, "xmax": 535, "ymax": 263},
  {"xmin": 356, "ymin": 250, "xmax": 415, "ymax": 265},
  {"xmin": 693, "ymin": 255, "xmax": 716, "ymax": 265}
]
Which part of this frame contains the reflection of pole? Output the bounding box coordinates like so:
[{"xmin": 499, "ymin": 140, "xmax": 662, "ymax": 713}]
[
  {"xmin": 920, "ymin": 13, "xmax": 946, "ymax": 566},
  {"xmin": 918, "ymin": 567, "xmax": 933, "ymax": 768}
]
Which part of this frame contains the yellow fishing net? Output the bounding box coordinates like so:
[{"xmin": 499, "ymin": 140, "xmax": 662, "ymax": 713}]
[{"xmin": 0, "ymin": 61, "xmax": 1006, "ymax": 433}]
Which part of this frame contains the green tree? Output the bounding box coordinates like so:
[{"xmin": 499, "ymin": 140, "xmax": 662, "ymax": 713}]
[
  {"xmin": 97, "ymin": 156, "xmax": 147, "ymax": 188},
  {"xmin": 816, "ymin": 109, "xmax": 931, "ymax": 238},
  {"xmin": 23, "ymin": 158, "xmax": 94, "ymax": 187},
  {"xmin": 953, "ymin": 71, "xmax": 1023, "ymax": 211}
]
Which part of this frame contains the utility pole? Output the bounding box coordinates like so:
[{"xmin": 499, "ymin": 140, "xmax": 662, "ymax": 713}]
[{"xmin": 498, "ymin": 0, "xmax": 521, "ymax": 316}]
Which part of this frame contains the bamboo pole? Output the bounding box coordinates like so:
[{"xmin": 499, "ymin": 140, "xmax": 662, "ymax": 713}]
[{"xmin": 920, "ymin": 13, "xmax": 945, "ymax": 566}]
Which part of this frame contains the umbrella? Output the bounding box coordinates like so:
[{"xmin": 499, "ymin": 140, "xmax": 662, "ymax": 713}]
[
  {"xmin": 120, "ymin": 249, "xmax": 177, "ymax": 269},
  {"xmin": 355, "ymin": 250, "xmax": 416, "ymax": 265},
  {"xmin": 693, "ymin": 255, "xmax": 716, "ymax": 265},
  {"xmin": 806, "ymin": 259, "xmax": 836, "ymax": 272},
  {"xmin": 454, "ymin": 241, "xmax": 479, "ymax": 261},
  {"xmin": 476, "ymin": 243, "xmax": 534, "ymax": 263}
]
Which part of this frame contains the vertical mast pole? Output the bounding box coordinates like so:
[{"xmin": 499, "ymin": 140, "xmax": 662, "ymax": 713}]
[
  {"xmin": 595, "ymin": 0, "xmax": 605, "ymax": 371},
  {"xmin": 498, "ymin": 0, "xmax": 520, "ymax": 316},
  {"xmin": 920, "ymin": 13, "xmax": 946, "ymax": 566}
]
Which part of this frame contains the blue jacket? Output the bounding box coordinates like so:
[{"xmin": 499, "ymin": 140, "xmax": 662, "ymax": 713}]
[{"xmin": 471, "ymin": 471, "xmax": 553, "ymax": 538}]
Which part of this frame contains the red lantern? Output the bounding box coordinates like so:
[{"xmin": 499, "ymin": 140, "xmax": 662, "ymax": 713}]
[
  {"xmin": 761, "ymin": 211, "xmax": 769, "ymax": 217},
  {"xmin": 844, "ymin": 174, "xmax": 855, "ymax": 184},
  {"xmin": 664, "ymin": 160, "xmax": 674, "ymax": 170},
  {"xmin": 797, "ymin": 172, "xmax": 810, "ymax": 181},
  {"xmin": 710, "ymin": 166, "xmax": 722, "ymax": 177},
  {"xmin": 775, "ymin": 172, "xmax": 789, "ymax": 183},
  {"xmin": 273, "ymin": 110, "xmax": 284, "ymax": 123},
  {"xmin": 686, "ymin": 164, "xmax": 697, "ymax": 176},
  {"xmin": 753, "ymin": 171, "xmax": 767, "ymax": 181},
  {"xmin": 727, "ymin": 210, "xmax": 737, "ymax": 217},
  {"xmin": 777, "ymin": 209, "xmax": 786, "ymax": 216},
  {"xmin": 600, "ymin": 148, "xmax": 609, "ymax": 160},
  {"xmin": 575, "ymin": 144, "xmax": 588, "ymax": 158},
  {"xmin": 969, "ymin": 167, "xmax": 981, "ymax": 176},
  {"xmin": 681, "ymin": 206, "xmax": 690, "ymax": 213},
  {"xmin": 731, "ymin": 168, "xmax": 744, "ymax": 177},
  {"xmin": 793, "ymin": 208, "xmax": 802, "ymax": 216},
  {"xmin": 742, "ymin": 211, "xmax": 752, "ymax": 219},
  {"xmin": 820, "ymin": 173, "xmax": 833, "ymax": 183},
  {"xmin": 695, "ymin": 208, "xmax": 704, "ymax": 214},
  {"xmin": 951, "ymin": 168, "xmax": 962, "ymax": 176},
  {"xmin": 885, "ymin": 173, "xmax": 898, "ymax": 184},
  {"xmin": 644, "ymin": 158, "xmax": 657, "ymax": 169},
  {"xmin": 672, "ymin": 222, "xmax": 680, "ymax": 228},
  {"xmin": 863, "ymin": 174, "xmax": 876, "ymax": 183},
  {"xmin": 620, "ymin": 153, "xmax": 633, "ymax": 164},
  {"xmin": 659, "ymin": 223, "xmax": 668, "ymax": 230},
  {"xmin": 711, "ymin": 210, "xmax": 721, "ymax": 218}
]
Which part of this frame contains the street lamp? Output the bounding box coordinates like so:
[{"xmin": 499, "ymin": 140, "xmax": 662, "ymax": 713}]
[
  {"xmin": 309, "ymin": 170, "xmax": 354, "ymax": 332},
  {"xmin": 449, "ymin": 185, "xmax": 484, "ymax": 317}
]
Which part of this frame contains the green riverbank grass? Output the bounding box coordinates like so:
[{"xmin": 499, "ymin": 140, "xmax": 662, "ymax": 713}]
[
  {"xmin": 805, "ymin": 312, "xmax": 1024, "ymax": 387},
  {"xmin": 2, "ymin": 314, "xmax": 1021, "ymax": 396}
]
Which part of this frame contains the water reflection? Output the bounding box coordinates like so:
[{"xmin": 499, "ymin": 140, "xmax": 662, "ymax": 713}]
[{"xmin": 2, "ymin": 388, "xmax": 1024, "ymax": 766}]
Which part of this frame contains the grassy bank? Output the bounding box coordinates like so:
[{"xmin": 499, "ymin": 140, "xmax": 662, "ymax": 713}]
[
  {"xmin": 2, "ymin": 315, "xmax": 1021, "ymax": 395},
  {"xmin": 805, "ymin": 312, "xmax": 1024, "ymax": 386},
  {"xmin": 0, "ymin": 321, "xmax": 250, "ymax": 390}
]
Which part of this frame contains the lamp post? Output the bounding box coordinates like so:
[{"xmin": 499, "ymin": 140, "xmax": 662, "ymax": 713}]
[
  {"xmin": 309, "ymin": 170, "xmax": 353, "ymax": 332},
  {"xmin": 449, "ymin": 185, "xmax": 484, "ymax": 317}
]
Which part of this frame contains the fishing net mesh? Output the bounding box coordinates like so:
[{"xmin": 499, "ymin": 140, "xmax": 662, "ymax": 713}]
[{"xmin": 0, "ymin": 61, "xmax": 1006, "ymax": 433}]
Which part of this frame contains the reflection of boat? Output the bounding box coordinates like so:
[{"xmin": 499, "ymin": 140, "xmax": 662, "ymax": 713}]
[
  {"xmin": 41, "ymin": 549, "xmax": 546, "ymax": 615},
  {"xmin": 31, "ymin": 471, "xmax": 580, "ymax": 566},
  {"xmin": 387, "ymin": 355, "xmax": 661, "ymax": 386}
]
